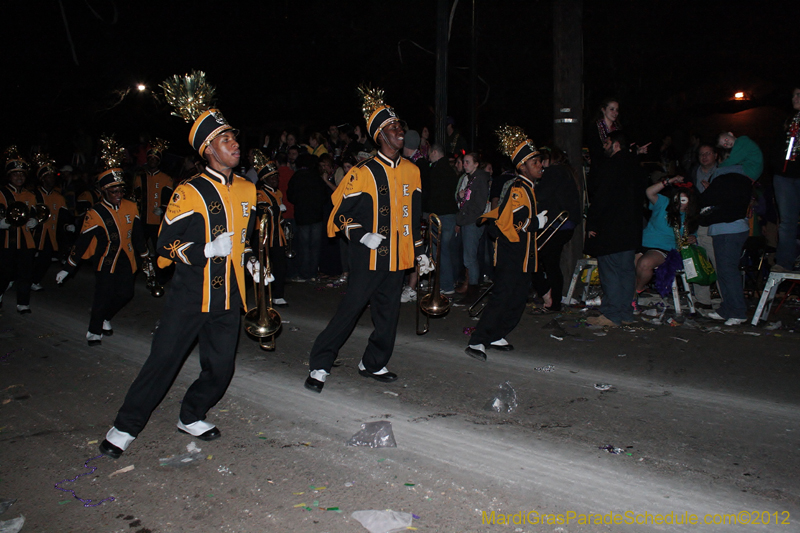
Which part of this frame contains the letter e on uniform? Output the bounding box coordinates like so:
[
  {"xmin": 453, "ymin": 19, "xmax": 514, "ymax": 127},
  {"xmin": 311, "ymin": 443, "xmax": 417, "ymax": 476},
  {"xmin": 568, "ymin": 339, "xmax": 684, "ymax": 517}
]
[{"xmin": 403, "ymin": 184, "xmax": 409, "ymax": 196}]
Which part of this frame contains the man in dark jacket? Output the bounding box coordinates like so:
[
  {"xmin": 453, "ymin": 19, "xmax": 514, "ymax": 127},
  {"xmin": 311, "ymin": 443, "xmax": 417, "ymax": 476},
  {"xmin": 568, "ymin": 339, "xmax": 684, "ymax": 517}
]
[
  {"xmin": 584, "ymin": 130, "xmax": 645, "ymax": 326},
  {"xmin": 287, "ymin": 153, "xmax": 329, "ymax": 281},
  {"xmin": 421, "ymin": 144, "xmax": 460, "ymax": 294}
]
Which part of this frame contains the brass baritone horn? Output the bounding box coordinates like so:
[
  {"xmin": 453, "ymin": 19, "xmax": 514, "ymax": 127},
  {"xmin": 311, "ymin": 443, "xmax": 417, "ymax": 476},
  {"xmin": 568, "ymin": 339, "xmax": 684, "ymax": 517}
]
[
  {"xmin": 243, "ymin": 213, "xmax": 282, "ymax": 351},
  {"xmin": 416, "ymin": 213, "xmax": 451, "ymax": 335},
  {"xmin": 143, "ymin": 256, "xmax": 165, "ymax": 297},
  {"xmin": 2, "ymin": 202, "xmax": 50, "ymax": 227}
]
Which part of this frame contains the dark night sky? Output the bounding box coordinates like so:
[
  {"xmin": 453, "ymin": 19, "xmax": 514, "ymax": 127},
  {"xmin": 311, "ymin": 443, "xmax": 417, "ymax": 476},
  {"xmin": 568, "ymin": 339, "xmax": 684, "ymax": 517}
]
[{"xmin": 3, "ymin": 0, "xmax": 800, "ymax": 164}]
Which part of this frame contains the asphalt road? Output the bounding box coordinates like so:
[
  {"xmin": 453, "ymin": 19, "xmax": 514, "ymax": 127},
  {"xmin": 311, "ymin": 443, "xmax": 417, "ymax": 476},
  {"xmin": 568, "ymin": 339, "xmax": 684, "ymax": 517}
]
[{"xmin": 1, "ymin": 267, "xmax": 799, "ymax": 532}]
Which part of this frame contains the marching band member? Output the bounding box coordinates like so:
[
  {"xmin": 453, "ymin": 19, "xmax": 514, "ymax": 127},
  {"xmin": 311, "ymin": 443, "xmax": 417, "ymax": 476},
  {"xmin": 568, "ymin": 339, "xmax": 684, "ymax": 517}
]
[
  {"xmin": 304, "ymin": 85, "xmax": 432, "ymax": 393},
  {"xmin": 98, "ymin": 71, "xmax": 257, "ymax": 459},
  {"xmin": 465, "ymin": 126, "xmax": 548, "ymax": 361},
  {"xmin": 56, "ymin": 136, "xmax": 148, "ymax": 345},
  {"xmin": 0, "ymin": 146, "xmax": 39, "ymax": 313},
  {"xmin": 253, "ymin": 150, "xmax": 288, "ymax": 307},
  {"xmin": 31, "ymin": 153, "xmax": 74, "ymax": 291}
]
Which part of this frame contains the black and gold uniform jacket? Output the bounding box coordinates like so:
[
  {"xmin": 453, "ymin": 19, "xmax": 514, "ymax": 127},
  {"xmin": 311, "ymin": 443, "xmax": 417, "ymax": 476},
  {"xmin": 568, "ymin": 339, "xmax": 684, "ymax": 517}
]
[
  {"xmin": 256, "ymin": 184, "xmax": 286, "ymax": 247},
  {"xmin": 133, "ymin": 169, "xmax": 174, "ymax": 226},
  {"xmin": 0, "ymin": 184, "xmax": 37, "ymax": 250},
  {"xmin": 66, "ymin": 198, "xmax": 148, "ymax": 274},
  {"xmin": 156, "ymin": 167, "xmax": 256, "ymax": 313},
  {"xmin": 76, "ymin": 189, "xmax": 102, "ymax": 220},
  {"xmin": 326, "ymin": 151, "xmax": 423, "ymax": 271},
  {"xmin": 480, "ymin": 174, "xmax": 541, "ymax": 273},
  {"xmin": 34, "ymin": 186, "xmax": 71, "ymax": 251}
]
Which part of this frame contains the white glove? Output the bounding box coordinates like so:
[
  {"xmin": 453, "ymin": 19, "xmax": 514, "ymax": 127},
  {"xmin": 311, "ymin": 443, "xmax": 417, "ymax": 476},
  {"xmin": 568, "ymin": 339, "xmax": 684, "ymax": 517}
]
[
  {"xmin": 65, "ymin": 224, "xmax": 76, "ymax": 233},
  {"xmin": 417, "ymin": 254, "xmax": 434, "ymax": 275},
  {"xmin": 536, "ymin": 209, "xmax": 548, "ymax": 229},
  {"xmin": 204, "ymin": 231, "xmax": 234, "ymax": 258},
  {"xmin": 153, "ymin": 206, "xmax": 164, "ymax": 216},
  {"xmin": 26, "ymin": 218, "xmax": 38, "ymax": 229},
  {"xmin": 246, "ymin": 260, "xmax": 275, "ymax": 284},
  {"xmin": 56, "ymin": 270, "xmax": 68, "ymax": 284},
  {"xmin": 360, "ymin": 232, "xmax": 386, "ymax": 250},
  {"xmin": 279, "ymin": 203, "xmax": 287, "ymax": 212},
  {"xmin": 0, "ymin": 219, "xmax": 9, "ymax": 230}
]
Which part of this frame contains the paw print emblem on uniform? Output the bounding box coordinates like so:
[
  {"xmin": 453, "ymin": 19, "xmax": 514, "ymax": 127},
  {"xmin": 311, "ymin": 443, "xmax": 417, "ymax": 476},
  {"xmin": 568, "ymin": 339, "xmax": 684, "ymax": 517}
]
[
  {"xmin": 379, "ymin": 185, "xmax": 389, "ymax": 195},
  {"xmin": 208, "ymin": 201, "xmax": 222, "ymax": 214},
  {"xmin": 212, "ymin": 224, "xmax": 226, "ymax": 237},
  {"xmin": 377, "ymin": 245, "xmax": 389, "ymax": 256},
  {"xmin": 109, "ymin": 232, "xmax": 119, "ymax": 242},
  {"xmin": 379, "ymin": 205, "xmax": 390, "ymax": 216},
  {"xmin": 211, "ymin": 276, "xmax": 224, "ymax": 289},
  {"xmin": 104, "ymin": 257, "xmax": 113, "ymax": 266},
  {"xmin": 212, "ymin": 256, "xmax": 224, "ymax": 264},
  {"xmin": 379, "ymin": 225, "xmax": 389, "ymax": 236}
]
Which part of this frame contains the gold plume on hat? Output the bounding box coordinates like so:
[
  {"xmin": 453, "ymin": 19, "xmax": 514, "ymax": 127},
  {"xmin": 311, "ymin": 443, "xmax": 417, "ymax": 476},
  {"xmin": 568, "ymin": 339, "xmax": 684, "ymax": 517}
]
[
  {"xmin": 495, "ymin": 125, "xmax": 530, "ymax": 158},
  {"xmin": 252, "ymin": 149, "xmax": 277, "ymax": 176},
  {"xmin": 99, "ymin": 135, "xmax": 126, "ymax": 170},
  {"xmin": 150, "ymin": 137, "xmax": 170, "ymax": 154},
  {"xmin": 32, "ymin": 151, "xmax": 56, "ymax": 174},
  {"xmin": 160, "ymin": 70, "xmax": 217, "ymax": 123},
  {"xmin": 4, "ymin": 145, "xmax": 22, "ymax": 163},
  {"xmin": 357, "ymin": 84, "xmax": 386, "ymax": 123}
]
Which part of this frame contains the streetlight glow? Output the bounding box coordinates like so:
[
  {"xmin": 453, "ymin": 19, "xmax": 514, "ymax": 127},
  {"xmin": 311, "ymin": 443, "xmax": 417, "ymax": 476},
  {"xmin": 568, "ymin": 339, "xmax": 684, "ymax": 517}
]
[
  {"xmin": 137, "ymin": 84, "xmax": 147, "ymax": 92},
  {"xmin": 734, "ymin": 91, "xmax": 745, "ymax": 100}
]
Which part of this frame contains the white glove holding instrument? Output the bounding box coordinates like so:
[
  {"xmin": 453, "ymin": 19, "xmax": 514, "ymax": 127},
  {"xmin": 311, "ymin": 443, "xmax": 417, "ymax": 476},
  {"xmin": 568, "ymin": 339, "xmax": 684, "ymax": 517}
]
[
  {"xmin": 153, "ymin": 206, "xmax": 163, "ymax": 216},
  {"xmin": 417, "ymin": 254, "xmax": 434, "ymax": 275},
  {"xmin": 65, "ymin": 224, "xmax": 76, "ymax": 232},
  {"xmin": 56, "ymin": 270, "xmax": 68, "ymax": 284},
  {"xmin": 26, "ymin": 218, "xmax": 38, "ymax": 229},
  {"xmin": 360, "ymin": 232, "xmax": 386, "ymax": 250},
  {"xmin": 0, "ymin": 219, "xmax": 9, "ymax": 230},
  {"xmin": 536, "ymin": 209, "xmax": 549, "ymax": 230},
  {"xmin": 204, "ymin": 231, "xmax": 234, "ymax": 258},
  {"xmin": 247, "ymin": 259, "xmax": 274, "ymax": 284}
]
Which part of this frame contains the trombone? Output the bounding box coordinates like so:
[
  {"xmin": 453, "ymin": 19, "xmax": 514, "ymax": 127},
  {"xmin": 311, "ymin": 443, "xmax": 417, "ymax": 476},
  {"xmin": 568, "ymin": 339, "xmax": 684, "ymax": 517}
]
[
  {"xmin": 243, "ymin": 213, "xmax": 282, "ymax": 351},
  {"xmin": 416, "ymin": 213, "xmax": 451, "ymax": 335},
  {"xmin": 468, "ymin": 210, "xmax": 569, "ymax": 317}
]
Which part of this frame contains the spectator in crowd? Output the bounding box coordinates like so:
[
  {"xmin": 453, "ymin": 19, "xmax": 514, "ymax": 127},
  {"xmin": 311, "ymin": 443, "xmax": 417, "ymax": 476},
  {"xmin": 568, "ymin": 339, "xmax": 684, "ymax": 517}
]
[
  {"xmin": 421, "ymin": 144, "xmax": 459, "ymax": 296},
  {"xmin": 445, "ymin": 116, "xmax": 468, "ymax": 157},
  {"xmin": 287, "ymin": 152, "xmax": 328, "ymax": 281},
  {"xmin": 530, "ymin": 147, "xmax": 581, "ymax": 312},
  {"xmin": 419, "ymin": 126, "xmax": 432, "ymax": 159},
  {"xmin": 717, "ymin": 131, "xmax": 764, "ymax": 181},
  {"xmin": 699, "ymin": 167, "xmax": 754, "ymax": 326},
  {"xmin": 454, "ymin": 152, "xmax": 490, "ymax": 303},
  {"xmin": 772, "ymin": 86, "xmax": 800, "ymax": 272},
  {"xmin": 634, "ymin": 177, "xmax": 699, "ymax": 304},
  {"xmin": 287, "ymin": 145, "xmax": 300, "ymax": 171},
  {"xmin": 308, "ymin": 132, "xmax": 329, "ymax": 158},
  {"xmin": 689, "ymin": 143, "xmax": 719, "ymax": 307},
  {"xmin": 584, "ymin": 130, "xmax": 645, "ymax": 327},
  {"xmin": 276, "ymin": 152, "xmax": 298, "ymax": 277}
]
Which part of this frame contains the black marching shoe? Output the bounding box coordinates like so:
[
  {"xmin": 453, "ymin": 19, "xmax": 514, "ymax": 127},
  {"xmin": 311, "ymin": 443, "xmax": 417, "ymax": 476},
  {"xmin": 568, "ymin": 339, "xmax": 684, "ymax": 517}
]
[
  {"xmin": 99, "ymin": 439, "xmax": 123, "ymax": 459},
  {"xmin": 177, "ymin": 426, "xmax": 221, "ymax": 441},
  {"xmin": 304, "ymin": 376, "xmax": 324, "ymax": 393},
  {"xmin": 358, "ymin": 368, "xmax": 398, "ymax": 382},
  {"xmin": 488, "ymin": 343, "xmax": 514, "ymax": 352},
  {"xmin": 465, "ymin": 345, "xmax": 487, "ymax": 361}
]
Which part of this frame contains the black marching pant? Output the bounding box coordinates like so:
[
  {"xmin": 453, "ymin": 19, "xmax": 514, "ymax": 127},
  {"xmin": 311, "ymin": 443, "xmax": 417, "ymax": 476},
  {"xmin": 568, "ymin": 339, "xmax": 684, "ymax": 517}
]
[
  {"xmin": 268, "ymin": 244, "xmax": 287, "ymax": 299},
  {"xmin": 0, "ymin": 247, "xmax": 35, "ymax": 306},
  {"xmin": 469, "ymin": 257, "xmax": 530, "ymax": 347},
  {"xmin": 309, "ymin": 268, "xmax": 404, "ymax": 373},
  {"xmin": 32, "ymin": 239, "xmax": 55, "ymax": 285},
  {"xmin": 89, "ymin": 255, "xmax": 135, "ymax": 334},
  {"xmin": 531, "ymin": 228, "xmax": 574, "ymax": 310},
  {"xmin": 113, "ymin": 303, "xmax": 241, "ymax": 437}
]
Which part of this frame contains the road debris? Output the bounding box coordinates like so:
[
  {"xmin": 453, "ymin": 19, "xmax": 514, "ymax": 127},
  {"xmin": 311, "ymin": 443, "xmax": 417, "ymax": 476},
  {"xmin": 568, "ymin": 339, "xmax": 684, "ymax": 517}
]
[
  {"xmin": 483, "ymin": 381, "xmax": 517, "ymax": 413},
  {"xmin": 346, "ymin": 421, "xmax": 396, "ymax": 448}
]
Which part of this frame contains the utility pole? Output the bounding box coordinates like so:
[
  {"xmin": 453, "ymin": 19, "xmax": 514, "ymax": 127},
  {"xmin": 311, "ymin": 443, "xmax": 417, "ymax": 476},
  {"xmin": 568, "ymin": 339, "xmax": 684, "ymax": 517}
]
[
  {"xmin": 553, "ymin": 0, "xmax": 584, "ymax": 298},
  {"xmin": 435, "ymin": 0, "xmax": 449, "ymax": 149},
  {"xmin": 469, "ymin": 0, "xmax": 477, "ymax": 150}
]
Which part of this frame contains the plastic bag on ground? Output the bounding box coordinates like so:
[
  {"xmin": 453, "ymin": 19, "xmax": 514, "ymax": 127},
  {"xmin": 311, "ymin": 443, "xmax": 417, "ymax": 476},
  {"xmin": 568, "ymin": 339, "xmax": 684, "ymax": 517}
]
[
  {"xmin": 483, "ymin": 381, "xmax": 517, "ymax": 413},
  {"xmin": 0, "ymin": 516, "xmax": 24, "ymax": 533},
  {"xmin": 346, "ymin": 421, "xmax": 396, "ymax": 448},
  {"xmin": 352, "ymin": 509, "xmax": 413, "ymax": 533}
]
